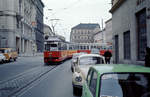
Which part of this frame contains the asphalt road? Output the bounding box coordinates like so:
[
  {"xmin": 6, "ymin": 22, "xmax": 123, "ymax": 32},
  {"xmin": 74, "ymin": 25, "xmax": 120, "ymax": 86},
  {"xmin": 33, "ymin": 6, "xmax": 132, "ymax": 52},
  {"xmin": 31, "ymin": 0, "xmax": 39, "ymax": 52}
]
[
  {"xmin": 19, "ymin": 60, "xmax": 78, "ymax": 97},
  {"xmin": 0, "ymin": 56, "xmax": 43, "ymax": 81},
  {"xmin": 0, "ymin": 56, "xmax": 79, "ymax": 97}
]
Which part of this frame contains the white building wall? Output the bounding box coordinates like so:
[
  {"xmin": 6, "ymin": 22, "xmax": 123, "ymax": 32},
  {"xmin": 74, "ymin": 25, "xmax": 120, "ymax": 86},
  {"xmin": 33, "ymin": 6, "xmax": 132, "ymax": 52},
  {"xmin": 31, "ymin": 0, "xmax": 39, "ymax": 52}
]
[
  {"xmin": 111, "ymin": 0, "xmax": 150, "ymax": 65},
  {"xmin": 105, "ymin": 19, "xmax": 112, "ymax": 44}
]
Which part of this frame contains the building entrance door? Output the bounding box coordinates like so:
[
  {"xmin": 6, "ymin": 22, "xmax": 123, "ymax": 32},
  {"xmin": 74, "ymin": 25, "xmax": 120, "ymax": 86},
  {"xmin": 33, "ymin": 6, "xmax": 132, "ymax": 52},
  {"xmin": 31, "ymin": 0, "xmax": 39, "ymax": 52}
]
[
  {"xmin": 136, "ymin": 9, "xmax": 147, "ymax": 61},
  {"xmin": 115, "ymin": 35, "xmax": 119, "ymax": 63}
]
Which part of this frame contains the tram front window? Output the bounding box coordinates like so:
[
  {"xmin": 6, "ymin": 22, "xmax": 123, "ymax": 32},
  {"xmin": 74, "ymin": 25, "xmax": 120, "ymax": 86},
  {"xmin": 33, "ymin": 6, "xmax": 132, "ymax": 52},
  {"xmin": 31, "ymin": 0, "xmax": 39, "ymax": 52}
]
[
  {"xmin": 50, "ymin": 44, "xmax": 58, "ymax": 51},
  {"xmin": 45, "ymin": 44, "xmax": 58, "ymax": 51}
]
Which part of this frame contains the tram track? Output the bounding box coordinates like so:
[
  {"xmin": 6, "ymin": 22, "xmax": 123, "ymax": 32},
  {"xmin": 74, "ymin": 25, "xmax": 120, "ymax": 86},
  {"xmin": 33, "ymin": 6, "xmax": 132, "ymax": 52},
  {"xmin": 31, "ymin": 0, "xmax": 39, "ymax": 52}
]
[{"xmin": 0, "ymin": 65, "xmax": 58, "ymax": 97}]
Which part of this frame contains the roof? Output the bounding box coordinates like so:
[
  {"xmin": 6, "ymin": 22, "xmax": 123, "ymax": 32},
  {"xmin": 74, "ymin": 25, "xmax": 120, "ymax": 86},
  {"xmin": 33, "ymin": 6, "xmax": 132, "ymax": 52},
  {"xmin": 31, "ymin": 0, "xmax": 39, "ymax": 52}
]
[
  {"xmin": 78, "ymin": 54, "xmax": 104, "ymax": 59},
  {"xmin": 109, "ymin": 0, "xmax": 125, "ymax": 13},
  {"xmin": 72, "ymin": 23, "xmax": 100, "ymax": 30},
  {"xmin": 46, "ymin": 36, "xmax": 62, "ymax": 42},
  {"xmin": 92, "ymin": 64, "xmax": 150, "ymax": 75},
  {"xmin": 105, "ymin": 18, "xmax": 112, "ymax": 23}
]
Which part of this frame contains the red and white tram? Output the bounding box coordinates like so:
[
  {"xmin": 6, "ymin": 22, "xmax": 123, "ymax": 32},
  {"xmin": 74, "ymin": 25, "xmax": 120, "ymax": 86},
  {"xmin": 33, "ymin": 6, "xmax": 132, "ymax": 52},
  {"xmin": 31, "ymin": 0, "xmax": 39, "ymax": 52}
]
[{"xmin": 44, "ymin": 37, "xmax": 112, "ymax": 65}]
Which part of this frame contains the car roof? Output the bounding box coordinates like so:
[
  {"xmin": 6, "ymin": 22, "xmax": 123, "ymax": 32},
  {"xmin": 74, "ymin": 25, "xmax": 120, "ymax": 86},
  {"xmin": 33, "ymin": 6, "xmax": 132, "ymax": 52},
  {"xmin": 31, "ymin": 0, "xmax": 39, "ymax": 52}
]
[
  {"xmin": 78, "ymin": 54, "xmax": 104, "ymax": 59},
  {"xmin": 91, "ymin": 64, "xmax": 150, "ymax": 74}
]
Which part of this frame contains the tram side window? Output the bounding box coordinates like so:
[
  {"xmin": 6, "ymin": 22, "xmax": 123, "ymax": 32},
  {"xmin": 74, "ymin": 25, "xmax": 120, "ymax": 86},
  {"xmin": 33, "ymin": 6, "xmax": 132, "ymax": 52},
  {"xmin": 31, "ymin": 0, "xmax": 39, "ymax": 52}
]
[
  {"xmin": 87, "ymin": 46, "xmax": 89, "ymax": 50},
  {"xmin": 58, "ymin": 43, "xmax": 61, "ymax": 50},
  {"xmin": 45, "ymin": 44, "xmax": 50, "ymax": 51},
  {"xmin": 61, "ymin": 44, "xmax": 67, "ymax": 50},
  {"xmin": 84, "ymin": 46, "xmax": 86, "ymax": 50}
]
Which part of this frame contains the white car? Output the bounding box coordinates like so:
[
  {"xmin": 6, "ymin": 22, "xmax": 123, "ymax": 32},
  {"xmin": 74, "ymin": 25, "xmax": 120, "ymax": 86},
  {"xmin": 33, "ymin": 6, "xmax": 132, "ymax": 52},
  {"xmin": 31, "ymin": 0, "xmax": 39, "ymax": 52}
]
[
  {"xmin": 71, "ymin": 53, "xmax": 85, "ymax": 72},
  {"xmin": 72, "ymin": 54, "xmax": 105, "ymax": 95},
  {"xmin": 0, "ymin": 53, "xmax": 6, "ymax": 63}
]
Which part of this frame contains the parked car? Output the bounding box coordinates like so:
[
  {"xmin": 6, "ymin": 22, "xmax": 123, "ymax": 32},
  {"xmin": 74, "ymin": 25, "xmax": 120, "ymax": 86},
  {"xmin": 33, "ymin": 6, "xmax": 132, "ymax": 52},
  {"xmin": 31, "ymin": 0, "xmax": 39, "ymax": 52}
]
[
  {"xmin": 82, "ymin": 64, "xmax": 150, "ymax": 97},
  {"xmin": 0, "ymin": 53, "xmax": 6, "ymax": 63},
  {"xmin": 71, "ymin": 53, "xmax": 85, "ymax": 72},
  {"xmin": 72, "ymin": 54, "xmax": 105, "ymax": 95},
  {"xmin": 0, "ymin": 48, "xmax": 18, "ymax": 62}
]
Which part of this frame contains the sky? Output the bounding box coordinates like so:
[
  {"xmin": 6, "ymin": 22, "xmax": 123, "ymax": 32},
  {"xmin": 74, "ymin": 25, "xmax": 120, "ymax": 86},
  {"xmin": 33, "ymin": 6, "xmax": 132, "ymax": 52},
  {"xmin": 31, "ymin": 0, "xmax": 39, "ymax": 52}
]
[{"xmin": 42, "ymin": 0, "xmax": 112, "ymax": 41}]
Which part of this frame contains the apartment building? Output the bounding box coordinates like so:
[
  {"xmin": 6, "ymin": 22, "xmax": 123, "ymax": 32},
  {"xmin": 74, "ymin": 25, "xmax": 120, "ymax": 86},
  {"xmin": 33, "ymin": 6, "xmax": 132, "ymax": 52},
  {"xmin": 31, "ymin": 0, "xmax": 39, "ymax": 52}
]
[
  {"xmin": 70, "ymin": 23, "xmax": 100, "ymax": 43},
  {"xmin": 0, "ymin": 0, "xmax": 44, "ymax": 53}
]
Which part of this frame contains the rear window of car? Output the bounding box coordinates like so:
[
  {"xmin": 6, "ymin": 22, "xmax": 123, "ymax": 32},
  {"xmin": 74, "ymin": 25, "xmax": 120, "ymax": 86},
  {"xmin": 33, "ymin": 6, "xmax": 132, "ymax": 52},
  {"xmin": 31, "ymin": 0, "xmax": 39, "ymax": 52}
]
[
  {"xmin": 99, "ymin": 73, "xmax": 150, "ymax": 97},
  {"xmin": 79, "ymin": 56, "xmax": 104, "ymax": 65}
]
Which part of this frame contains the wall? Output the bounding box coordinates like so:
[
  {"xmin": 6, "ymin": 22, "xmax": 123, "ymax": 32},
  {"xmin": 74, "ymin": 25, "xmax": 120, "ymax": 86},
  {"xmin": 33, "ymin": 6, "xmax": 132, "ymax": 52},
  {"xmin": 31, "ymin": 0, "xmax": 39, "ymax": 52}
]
[{"xmin": 112, "ymin": 0, "xmax": 150, "ymax": 65}]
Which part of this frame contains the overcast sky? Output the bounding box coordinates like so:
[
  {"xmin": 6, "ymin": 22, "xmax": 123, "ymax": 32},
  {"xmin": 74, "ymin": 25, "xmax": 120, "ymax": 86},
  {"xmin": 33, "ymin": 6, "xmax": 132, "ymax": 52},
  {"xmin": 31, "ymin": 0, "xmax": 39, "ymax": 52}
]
[{"xmin": 42, "ymin": 0, "xmax": 112, "ymax": 41}]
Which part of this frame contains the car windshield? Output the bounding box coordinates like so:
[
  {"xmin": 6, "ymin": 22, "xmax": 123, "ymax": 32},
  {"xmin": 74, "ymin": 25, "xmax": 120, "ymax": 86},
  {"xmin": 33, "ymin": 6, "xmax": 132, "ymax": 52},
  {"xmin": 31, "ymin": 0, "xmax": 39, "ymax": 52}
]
[
  {"xmin": 79, "ymin": 56, "xmax": 103, "ymax": 65},
  {"xmin": 100, "ymin": 73, "xmax": 150, "ymax": 97}
]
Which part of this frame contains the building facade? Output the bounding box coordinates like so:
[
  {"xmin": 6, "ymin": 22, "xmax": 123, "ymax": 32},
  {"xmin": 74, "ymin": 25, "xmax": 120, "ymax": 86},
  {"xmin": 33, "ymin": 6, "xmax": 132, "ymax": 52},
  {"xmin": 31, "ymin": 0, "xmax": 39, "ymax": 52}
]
[
  {"xmin": 93, "ymin": 31, "xmax": 104, "ymax": 43},
  {"xmin": 35, "ymin": 0, "xmax": 44, "ymax": 52},
  {"xmin": 104, "ymin": 19, "xmax": 113, "ymax": 44},
  {"xmin": 0, "ymin": 0, "xmax": 44, "ymax": 54},
  {"xmin": 94, "ymin": 19, "xmax": 112, "ymax": 44},
  {"xmin": 70, "ymin": 23, "xmax": 100, "ymax": 43},
  {"xmin": 0, "ymin": 0, "xmax": 22, "ymax": 51},
  {"xmin": 44, "ymin": 24, "xmax": 54, "ymax": 40},
  {"xmin": 110, "ymin": 0, "xmax": 150, "ymax": 65}
]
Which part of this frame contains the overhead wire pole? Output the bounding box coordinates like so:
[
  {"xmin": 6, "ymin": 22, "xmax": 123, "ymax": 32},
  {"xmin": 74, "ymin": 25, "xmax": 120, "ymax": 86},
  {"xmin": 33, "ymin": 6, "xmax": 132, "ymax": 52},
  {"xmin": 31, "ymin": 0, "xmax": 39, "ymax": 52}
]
[
  {"xmin": 50, "ymin": 19, "xmax": 61, "ymax": 35},
  {"xmin": 44, "ymin": 0, "xmax": 83, "ymax": 40},
  {"xmin": 45, "ymin": 8, "xmax": 61, "ymax": 35}
]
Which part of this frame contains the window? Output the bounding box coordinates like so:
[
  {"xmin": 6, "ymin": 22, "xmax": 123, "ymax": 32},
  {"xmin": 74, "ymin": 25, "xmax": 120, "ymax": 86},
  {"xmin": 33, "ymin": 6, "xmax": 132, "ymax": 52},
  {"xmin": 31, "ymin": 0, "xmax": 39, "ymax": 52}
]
[
  {"xmin": 89, "ymin": 71, "xmax": 97, "ymax": 97},
  {"xmin": 124, "ymin": 31, "xmax": 131, "ymax": 59},
  {"xmin": 136, "ymin": 9, "xmax": 147, "ymax": 61},
  {"xmin": 115, "ymin": 35, "xmax": 119, "ymax": 63},
  {"xmin": 100, "ymin": 73, "xmax": 150, "ymax": 97},
  {"xmin": 86, "ymin": 69, "xmax": 93, "ymax": 84}
]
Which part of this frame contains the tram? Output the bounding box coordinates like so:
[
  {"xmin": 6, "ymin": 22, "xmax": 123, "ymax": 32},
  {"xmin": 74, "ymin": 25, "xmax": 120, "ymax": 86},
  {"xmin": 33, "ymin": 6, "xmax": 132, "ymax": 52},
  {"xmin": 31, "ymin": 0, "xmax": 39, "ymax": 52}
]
[{"xmin": 44, "ymin": 37, "xmax": 112, "ymax": 65}]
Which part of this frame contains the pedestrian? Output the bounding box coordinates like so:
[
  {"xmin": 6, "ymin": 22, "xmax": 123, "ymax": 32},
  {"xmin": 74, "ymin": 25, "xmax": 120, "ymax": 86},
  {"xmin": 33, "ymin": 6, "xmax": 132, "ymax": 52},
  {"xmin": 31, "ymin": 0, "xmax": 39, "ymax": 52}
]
[
  {"xmin": 145, "ymin": 47, "xmax": 150, "ymax": 67},
  {"xmin": 103, "ymin": 50, "xmax": 112, "ymax": 64}
]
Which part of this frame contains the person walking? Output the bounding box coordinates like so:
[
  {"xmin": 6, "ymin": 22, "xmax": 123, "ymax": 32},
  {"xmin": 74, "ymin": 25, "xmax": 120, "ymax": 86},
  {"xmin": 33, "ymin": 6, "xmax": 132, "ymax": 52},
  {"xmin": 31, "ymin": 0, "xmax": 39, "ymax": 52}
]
[
  {"xmin": 145, "ymin": 47, "xmax": 150, "ymax": 67},
  {"xmin": 103, "ymin": 50, "xmax": 112, "ymax": 64}
]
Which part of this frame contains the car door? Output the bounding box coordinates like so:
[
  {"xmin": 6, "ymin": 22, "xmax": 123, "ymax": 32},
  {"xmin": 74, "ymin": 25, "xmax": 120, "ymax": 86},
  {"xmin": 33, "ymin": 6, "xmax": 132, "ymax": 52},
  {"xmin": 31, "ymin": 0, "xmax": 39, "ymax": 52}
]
[
  {"xmin": 82, "ymin": 69, "xmax": 93, "ymax": 97},
  {"xmin": 89, "ymin": 71, "xmax": 98, "ymax": 97},
  {"xmin": 82, "ymin": 69, "xmax": 98, "ymax": 97}
]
